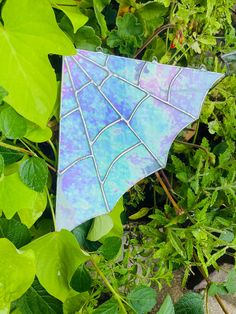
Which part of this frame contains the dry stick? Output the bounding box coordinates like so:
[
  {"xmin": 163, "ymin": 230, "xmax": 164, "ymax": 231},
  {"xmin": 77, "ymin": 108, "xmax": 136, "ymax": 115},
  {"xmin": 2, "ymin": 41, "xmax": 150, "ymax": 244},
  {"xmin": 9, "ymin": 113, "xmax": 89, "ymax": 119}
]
[
  {"xmin": 0, "ymin": 141, "xmax": 56, "ymax": 172},
  {"xmin": 193, "ymin": 252, "xmax": 229, "ymax": 314},
  {"xmin": 155, "ymin": 172, "xmax": 183, "ymax": 215},
  {"xmin": 160, "ymin": 169, "xmax": 174, "ymax": 192},
  {"xmin": 133, "ymin": 23, "xmax": 175, "ymax": 59}
]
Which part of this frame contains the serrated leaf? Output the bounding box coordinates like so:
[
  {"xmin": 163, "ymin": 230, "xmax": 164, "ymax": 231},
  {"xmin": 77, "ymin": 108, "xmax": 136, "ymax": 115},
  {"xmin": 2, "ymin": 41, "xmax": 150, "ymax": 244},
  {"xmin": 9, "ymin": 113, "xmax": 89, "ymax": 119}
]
[
  {"xmin": 0, "ymin": 0, "xmax": 75, "ymax": 128},
  {"xmin": 0, "ymin": 170, "xmax": 47, "ymax": 219},
  {"xmin": 75, "ymin": 26, "xmax": 102, "ymax": 51},
  {"xmin": 23, "ymin": 230, "xmax": 90, "ymax": 301},
  {"xmin": 0, "ymin": 218, "xmax": 31, "ymax": 248},
  {"xmin": 14, "ymin": 278, "xmax": 63, "ymax": 314},
  {"xmin": 0, "ymin": 147, "xmax": 23, "ymax": 165},
  {"xmin": 19, "ymin": 157, "xmax": 48, "ymax": 192},
  {"xmin": 208, "ymin": 283, "xmax": 228, "ymax": 296},
  {"xmin": 70, "ymin": 264, "xmax": 92, "ymax": 293},
  {"xmin": 93, "ymin": 0, "xmax": 111, "ymax": 38},
  {"xmin": 50, "ymin": 0, "xmax": 88, "ymax": 32},
  {"xmin": 157, "ymin": 294, "xmax": 174, "ymax": 314},
  {"xmin": 0, "ymin": 105, "xmax": 27, "ymax": 139},
  {"xmin": 174, "ymin": 292, "xmax": 204, "ymax": 314},
  {"xmin": 0, "ymin": 238, "xmax": 35, "ymax": 312},
  {"xmin": 168, "ymin": 230, "xmax": 186, "ymax": 258},
  {"xmin": 93, "ymin": 298, "xmax": 119, "ymax": 314},
  {"xmin": 127, "ymin": 285, "xmax": 157, "ymax": 314},
  {"xmin": 98, "ymin": 237, "xmax": 122, "ymax": 260},
  {"xmin": 87, "ymin": 215, "xmax": 113, "ymax": 241}
]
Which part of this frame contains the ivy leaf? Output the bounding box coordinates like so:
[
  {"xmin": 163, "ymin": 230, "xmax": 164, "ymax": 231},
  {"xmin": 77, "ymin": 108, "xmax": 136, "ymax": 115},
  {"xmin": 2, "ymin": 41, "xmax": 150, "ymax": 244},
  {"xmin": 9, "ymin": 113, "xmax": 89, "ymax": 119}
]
[
  {"xmin": 0, "ymin": 218, "xmax": 31, "ymax": 248},
  {"xmin": 70, "ymin": 264, "xmax": 92, "ymax": 293},
  {"xmin": 50, "ymin": 0, "xmax": 88, "ymax": 33},
  {"xmin": 157, "ymin": 295, "xmax": 174, "ymax": 314},
  {"xmin": 0, "ymin": 238, "xmax": 35, "ymax": 312},
  {"xmin": 0, "ymin": 170, "xmax": 47, "ymax": 219},
  {"xmin": 98, "ymin": 237, "xmax": 122, "ymax": 260},
  {"xmin": 0, "ymin": 105, "xmax": 27, "ymax": 139},
  {"xmin": 13, "ymin": 278, "xmax": 63, "ymax": 314},
  {"xmin": 93, "ymin": 0, "xmax": 111, "ymax": 38},
  {"xmin": 93, "ymin": 298, "xmax": 119, "ymax": 314},
  {"xmin": 0, "ymin": 0, "xmax": 75, "ymax": 128},
  {"xmin": 174, "ymin": 292, "xmax": 204, "ymax": 314},
  {"xmin": 107, "ymin": 13, "xmax": 143, "ymax": 56},
  {"xmin": 127, "ymin": 285, "xmax": 157, "ymax": 314},
  {"xmin": 19, "ymin": 157, "xmax": 48, "ymax": 192},
  {"xmin": 23, "ymin": 230, "xmax": 90, "ymax": 301},
  {"xmin": 75, "ymin": 26, "xmax": 102, "ymax": 51},
  {"xmin": 87, "ymin": 215, "xmax": 113, "ymax": 241}
]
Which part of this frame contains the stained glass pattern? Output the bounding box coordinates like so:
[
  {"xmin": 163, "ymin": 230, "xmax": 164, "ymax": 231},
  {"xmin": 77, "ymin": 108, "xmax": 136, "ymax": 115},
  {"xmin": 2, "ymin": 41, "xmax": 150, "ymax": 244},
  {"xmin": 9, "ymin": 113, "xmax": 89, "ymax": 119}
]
[{"xmin": 56, "ymin": 49, "xmax": 223, "ymax": 230}]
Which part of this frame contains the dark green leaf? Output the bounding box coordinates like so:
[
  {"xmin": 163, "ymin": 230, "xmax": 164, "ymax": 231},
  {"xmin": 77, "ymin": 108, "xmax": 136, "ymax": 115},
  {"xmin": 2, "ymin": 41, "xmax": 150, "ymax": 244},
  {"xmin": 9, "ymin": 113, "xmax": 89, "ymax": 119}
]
[
  {"xmin": 127, "ymin": 285, "xmax": 157, "ymax": 314},
  {"xmin": 70, "ymin": 264, "xmax": 92, "ymax": 293},
  {"xmin": 19, "ymin": 157, "xmax": 48, "ymax": 192},
  {"xmin": 0, "ymin": 154, "xmax": 4, "ymax": 176},
  {"xmin": 14, "ymin": 278, "xmax": 63, "ymax": 314},
  {"xmin": 174, "ymin": 292, "xmax": 204, "ymax": 314},
  {"xmin": 0, "ymin": 218, "xmax": 31, "ymax": 248},
  {"xmin": 225, "ymin": 269, "xmax": 236, "ymax": 294},
  {"xmin": 0, "ymin": 106, "xmax": 27, "ymax": 139},
  {"xmin": 93, "ymin": 0, "xmax": 110, "ymax": 38},
  {"xmin": 0, "ymin": 147, "xmax": 23, "ymax": 165},
  {"xmin": 75, "ymin": 26, "xmax": 102, "ymax": 51},
  {"xmin": 93, "ymin": 298, "xmax": 119, "ymax": 314},
  {"xmin": 157, "ymin": 294, "xmax": 174, "ymax": 314},
  {"xmin": 98, "ymin": 237, "xmax": 122, "ymax": 260},
  {"xmin": 0, "ymin": 86, "xmax": 8, "ymax": 103}
]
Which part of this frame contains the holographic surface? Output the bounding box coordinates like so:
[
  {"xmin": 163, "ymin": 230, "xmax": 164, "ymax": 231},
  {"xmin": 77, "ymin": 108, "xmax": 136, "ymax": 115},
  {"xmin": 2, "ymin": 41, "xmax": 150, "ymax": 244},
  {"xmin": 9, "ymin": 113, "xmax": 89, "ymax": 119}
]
[{"xmin": 56, "ymin": 49, "xmax": 223, "ymax": 230}]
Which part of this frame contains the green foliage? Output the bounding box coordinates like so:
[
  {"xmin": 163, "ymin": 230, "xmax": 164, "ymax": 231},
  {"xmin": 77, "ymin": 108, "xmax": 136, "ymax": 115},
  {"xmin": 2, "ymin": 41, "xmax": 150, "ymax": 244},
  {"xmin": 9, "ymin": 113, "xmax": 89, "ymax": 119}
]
[
  {"xmin": 0, "ymin": 0, "xmax": 235, "ymax": 312},
  {"xmin": 0, "ymin": 238, "xmax": 35, "ymax": 312}
]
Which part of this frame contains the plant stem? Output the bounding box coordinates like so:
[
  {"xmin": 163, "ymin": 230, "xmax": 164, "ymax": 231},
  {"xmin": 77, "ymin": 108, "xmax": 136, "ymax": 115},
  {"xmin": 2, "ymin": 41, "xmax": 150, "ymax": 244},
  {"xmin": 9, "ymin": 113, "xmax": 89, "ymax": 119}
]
[
  {"xmin": 155, "ymin": 172, "xmax": 183, "ymax": 215},
  {"xmin": 90, "ymin": 257, "xmax": 128, "ymax": 314},
  {"xmin": 175, "ymin": 140, "xmax": 210, "ymax": 155},
  {"xmin": 48, "ymin": 139, "xmax": 58, "ymax": 165},
  {"xmin": 133, "ymin": 24, "xmax": 175, "ymax": 58},
  {"xmin": 45, "ymin": 187, "xmax": 56, "ymax": 230}
]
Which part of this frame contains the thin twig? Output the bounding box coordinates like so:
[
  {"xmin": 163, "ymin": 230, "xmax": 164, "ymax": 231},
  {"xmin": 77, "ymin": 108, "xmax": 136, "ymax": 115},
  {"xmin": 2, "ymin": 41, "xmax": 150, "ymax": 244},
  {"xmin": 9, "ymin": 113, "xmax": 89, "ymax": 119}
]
[
  {"xmin": 133, "ymin": 24, "xmax": 175, "ymax": 58},
  {"xmin": 155, "ymin": 172, "xmax": 183, "ymax": 215},
  {"xmin": 175, "ymin": 140, "xmax": 210, "ymax": 155},
  {"xmin": 160, "ymin": 169, "xmax": 174, "ymax": 192}
]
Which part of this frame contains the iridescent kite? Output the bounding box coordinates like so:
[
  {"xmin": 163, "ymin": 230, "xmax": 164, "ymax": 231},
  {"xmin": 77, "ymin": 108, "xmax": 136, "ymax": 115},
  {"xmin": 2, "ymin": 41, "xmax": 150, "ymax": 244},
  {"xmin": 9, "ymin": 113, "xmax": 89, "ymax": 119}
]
[{"xmin": 56, "ymin": 49, "xmax": 223, "ymax": 230}]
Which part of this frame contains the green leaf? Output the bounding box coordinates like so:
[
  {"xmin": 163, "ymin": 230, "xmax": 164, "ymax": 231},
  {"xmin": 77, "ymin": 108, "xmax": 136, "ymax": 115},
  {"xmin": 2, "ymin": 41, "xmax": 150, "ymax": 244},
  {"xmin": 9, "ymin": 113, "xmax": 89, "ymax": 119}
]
[
  {"xmin": 0, "ymin": 105, "xmax": 27, "ymax": 139},
  {"xmin": 0, "ymin": 147, "xmax": 23, "ymax": 165},
  {"xmin": 0, "ymin": 154, "xmax": 4, "ymax": 177},
  {"xmin": 19, "ymin": 157, "xmax": 48, "ymax": 192},
  {"xmin": 106, "ymin": 197, "xmax": 124, "ymax": 238},
  {"xmin": 168, "ymin": 230, "xmax": 186, "ymax": 258},
  {"xmin": 0, "ymin": 86, "xmax": 8, "ymax": 103},
  {"xmin": 87, "ymin": 215, "xmax": 113, "ymax": 241},
  {"xmin": 208, "ymin": 283, "xmax": 228, "ymax": 296},
  {"xmin": 93, "ymin": 298, "xmax": 119, "ymax": 314},
  {"xmin": 107, "ymin": 13, "xmax": 143, "ymax": 56},
  {"xmin": 174, "ymin": 292, "xmax": 204, "ymax": 314},
  {"xmin": 75, "ymin": 26, "xmax": 102, "ymax": 51},
  {"xmin": 0, "ymin": 170, "xmax": 47, "ymax": 219},
  {"xmin": 98, "ymin": 237, "xmax": 122, "ymax": 260},
  {"xmin": 63, "ymin": 292, "xmax": 89, "ymax": 314},
  {"xmin": 0, "ymin": 218, "xmax": 31, "ymax": 248},
  {"xmin": 93, "ymin": 0, "xmax": 110, "ymax": 38},
  {"xmin": 70, "ymin": 264, "xmax": 92, "ymax": 293},
  {"xmin": 50, "ymin": 0, "xmax": 88, "ymax": 32},
  {"xmin": 72, "ymin": 220, "xmax": 101, "ymax": 251},
  {"xmin": 14, "ymin": 278, "xmax": 63, "ymax": 314},
  {"xmin": 0, "ymin": 238, "xmax": 35, "ymax": 312},
  {"xmin": 0, "ymin": 0, "xmax": 75, "ymax": 128},
  {"xmin": 225, "ymin": 269, "xmax": 236, "ymax": 294},
  {"xmin": 129, "ymin": 207, "xmax": 150, "ymax": 220},
  {"xmin": 127, "ymin": 285, "xmax": 157, "ymax": 314},
  {"xmin": 25, "ymin": 122, "xmax": 52, "ymax": 143},
  {"xmin": 23, "ymin": 230, "xmax": 90, "ymax": 301},
  {"xmin": 157, "ymin": 295, "xmax": 174, "ymax": 314}
]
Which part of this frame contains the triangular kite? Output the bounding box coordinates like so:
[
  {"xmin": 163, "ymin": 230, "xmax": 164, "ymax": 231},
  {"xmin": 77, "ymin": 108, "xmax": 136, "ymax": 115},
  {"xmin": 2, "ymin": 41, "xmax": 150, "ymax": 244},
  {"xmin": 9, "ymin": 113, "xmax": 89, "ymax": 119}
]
[{"xmin": 56, "ymin": 49, "xmax": 223, "ymax": 230}]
